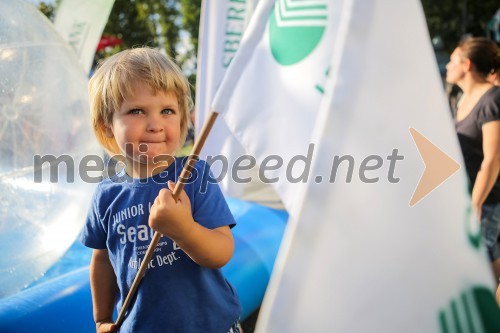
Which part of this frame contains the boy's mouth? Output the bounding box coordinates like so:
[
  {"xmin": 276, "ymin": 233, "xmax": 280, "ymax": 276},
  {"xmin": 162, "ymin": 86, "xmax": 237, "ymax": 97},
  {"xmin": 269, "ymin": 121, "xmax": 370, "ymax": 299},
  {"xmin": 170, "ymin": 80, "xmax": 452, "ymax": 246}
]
[
  {"xmin": 139, "ymin": 140, "xmax": 165, "ymax": 145},
  {"xmin": 137, "ymin": 142, "xmax": 166, "ymax": 153}
]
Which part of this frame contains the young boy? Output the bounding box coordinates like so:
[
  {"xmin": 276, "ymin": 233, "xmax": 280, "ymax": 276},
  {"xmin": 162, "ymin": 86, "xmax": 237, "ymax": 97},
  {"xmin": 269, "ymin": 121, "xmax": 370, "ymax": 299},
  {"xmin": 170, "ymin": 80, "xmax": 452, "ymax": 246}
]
[{"xmin": 80, "ymin": 48, "xmax": 241, "ymax": 333}]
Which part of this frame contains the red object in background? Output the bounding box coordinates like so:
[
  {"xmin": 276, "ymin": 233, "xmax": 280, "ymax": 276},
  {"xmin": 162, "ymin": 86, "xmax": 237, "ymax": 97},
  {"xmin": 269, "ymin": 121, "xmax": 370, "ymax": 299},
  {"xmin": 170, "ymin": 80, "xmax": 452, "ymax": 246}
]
[{"xmin": 97, "ymin": 35, "xmax": 123, "ymax": 51}]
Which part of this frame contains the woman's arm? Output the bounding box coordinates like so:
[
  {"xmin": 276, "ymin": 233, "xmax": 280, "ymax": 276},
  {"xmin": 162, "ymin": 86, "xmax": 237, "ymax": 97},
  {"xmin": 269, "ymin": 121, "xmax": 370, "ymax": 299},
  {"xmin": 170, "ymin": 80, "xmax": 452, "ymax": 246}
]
[
  {"xmin": 90, "ymin": 249, "xmax": 118, "ymax": 333},
  {"xmin": 148, "ymin": 182, "xmax": 234, "ymax": 269},
  {"xmin": 472, "ymin": 120, "xmax": 500, "ymax": 217}
]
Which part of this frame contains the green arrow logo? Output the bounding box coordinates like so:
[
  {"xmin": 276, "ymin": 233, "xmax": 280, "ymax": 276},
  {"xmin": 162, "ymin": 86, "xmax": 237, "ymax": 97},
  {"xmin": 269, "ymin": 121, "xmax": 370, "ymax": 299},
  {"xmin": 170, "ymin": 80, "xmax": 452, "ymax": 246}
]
[{"xmin": 269, "ymin": 0, "xmax": 328, "ymax": 66}]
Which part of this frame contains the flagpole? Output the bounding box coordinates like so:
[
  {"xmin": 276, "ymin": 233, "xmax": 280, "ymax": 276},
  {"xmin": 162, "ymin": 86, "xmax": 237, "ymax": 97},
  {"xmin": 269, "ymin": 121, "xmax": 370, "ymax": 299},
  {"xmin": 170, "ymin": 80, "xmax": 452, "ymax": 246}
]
[{"xmin": 114, "ymin": 111, "xmax": 219, "ymax": 328}]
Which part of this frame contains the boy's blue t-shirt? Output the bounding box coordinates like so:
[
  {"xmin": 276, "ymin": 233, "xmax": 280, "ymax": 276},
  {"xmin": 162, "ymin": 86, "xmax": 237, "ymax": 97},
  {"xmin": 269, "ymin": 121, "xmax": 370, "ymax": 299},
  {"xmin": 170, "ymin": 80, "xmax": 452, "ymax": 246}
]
[{"xmin": 80, "ymin": 158, "xmax": 241, "ymax": 333}]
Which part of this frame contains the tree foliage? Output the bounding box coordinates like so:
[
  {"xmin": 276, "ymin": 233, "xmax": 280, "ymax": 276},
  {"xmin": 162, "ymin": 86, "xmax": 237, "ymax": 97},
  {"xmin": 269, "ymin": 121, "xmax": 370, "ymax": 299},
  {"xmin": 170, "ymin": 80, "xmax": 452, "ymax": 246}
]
[
  {"xmin": 37, "ymin": 0, "xmax": 59, "ymax": 20},
  {"xmin": 97, "ymin": 0, "xmax": 181, "ymax": 65},
  {"xmin": 421, "ymin": 0, "xmax": 499, "ymax": 52},
  {"xmin": 179, "ymin": 0, "xmax": 202, "ymax": 89},
  {"xmin": 180, "ymin": 0, "xmax": 201, "ymax": 57}
]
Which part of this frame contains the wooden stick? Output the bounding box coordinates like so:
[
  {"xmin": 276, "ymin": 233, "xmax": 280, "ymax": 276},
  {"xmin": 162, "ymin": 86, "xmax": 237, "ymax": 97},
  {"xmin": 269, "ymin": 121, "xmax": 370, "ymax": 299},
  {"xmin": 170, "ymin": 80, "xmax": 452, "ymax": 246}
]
[{"xmin": 114, "ymin": 111, "xmax": 219, "ymax": 329}]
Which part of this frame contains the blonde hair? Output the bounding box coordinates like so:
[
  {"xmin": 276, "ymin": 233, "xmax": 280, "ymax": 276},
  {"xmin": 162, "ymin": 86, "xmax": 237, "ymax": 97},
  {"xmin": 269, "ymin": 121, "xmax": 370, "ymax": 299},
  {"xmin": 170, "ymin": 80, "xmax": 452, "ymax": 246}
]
[{"xmin": 88, "ymin": 47, "xmax": 193, "ymax": 155}]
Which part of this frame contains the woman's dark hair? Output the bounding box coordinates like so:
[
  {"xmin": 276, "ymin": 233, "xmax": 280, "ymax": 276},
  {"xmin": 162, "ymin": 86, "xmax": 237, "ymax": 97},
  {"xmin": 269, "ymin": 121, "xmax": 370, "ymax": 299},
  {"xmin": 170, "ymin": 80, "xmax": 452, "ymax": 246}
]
[{"xmin": 458, "ymin": 37, "xmax": 500, "ymax": 78}]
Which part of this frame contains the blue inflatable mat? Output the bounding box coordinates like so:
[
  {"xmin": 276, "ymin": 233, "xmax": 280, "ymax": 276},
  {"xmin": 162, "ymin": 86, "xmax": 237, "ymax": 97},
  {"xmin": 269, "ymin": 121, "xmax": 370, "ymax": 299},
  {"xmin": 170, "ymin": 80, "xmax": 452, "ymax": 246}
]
[{"xmin": 0, "ymin": 198, "xmax": 287, "ymax": 332}]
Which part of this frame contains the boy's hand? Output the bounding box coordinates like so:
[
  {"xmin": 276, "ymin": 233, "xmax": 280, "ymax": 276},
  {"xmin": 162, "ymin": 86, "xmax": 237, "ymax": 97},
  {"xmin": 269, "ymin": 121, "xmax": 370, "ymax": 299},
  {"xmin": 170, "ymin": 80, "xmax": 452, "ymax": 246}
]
[
  {"xmin": 148, "ymin": 181, "xmax": 195, "ymax": 241},
  {"xmin": 96, "ymin": 320, "xmax": 117, "ymax": 333}
]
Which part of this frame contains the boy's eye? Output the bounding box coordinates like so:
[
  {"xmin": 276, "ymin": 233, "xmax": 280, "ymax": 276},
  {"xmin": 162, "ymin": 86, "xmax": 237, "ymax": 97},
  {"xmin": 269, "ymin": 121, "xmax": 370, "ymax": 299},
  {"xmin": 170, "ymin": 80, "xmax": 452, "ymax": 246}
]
[
  {"xmin": 128, "ymin": 109, "xmax": 143, "ymax": 115},
  {"xmin": 161, "ymin": 108, "xmax": 174, "ymax": 115}
]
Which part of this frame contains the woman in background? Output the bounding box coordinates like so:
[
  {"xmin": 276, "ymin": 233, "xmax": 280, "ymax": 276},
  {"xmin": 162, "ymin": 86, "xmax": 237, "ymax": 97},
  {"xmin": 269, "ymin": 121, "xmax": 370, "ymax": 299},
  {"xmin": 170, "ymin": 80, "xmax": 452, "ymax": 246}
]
[{"xmin": 446, "ymin": 37, "xmax": 500, "ymax": 281}]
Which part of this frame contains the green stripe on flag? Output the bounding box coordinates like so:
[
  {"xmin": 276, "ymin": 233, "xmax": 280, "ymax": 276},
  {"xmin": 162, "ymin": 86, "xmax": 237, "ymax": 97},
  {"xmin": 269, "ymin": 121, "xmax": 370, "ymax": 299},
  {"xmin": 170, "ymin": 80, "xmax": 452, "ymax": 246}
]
[
  {"xmin": 281, "ymin": 0, "xmax": 327, "ymax": 11},
  {"xmin": 451, "ymin": 300, "xmax": 464, "ymax": 333},
  {"xmin": 461, "ymin": 292, "xmax": 476, "ymax": 333},
  {"xmin": 439, "ymin": 311, "xmax": 449, "ymax": 333},
  {"xmin": 277, "ymin": 4, "xmax": 327, "ymax": 22},
  {"xmin": 282, "ymin": 3, "xmax": 327, "ymax": 11}
]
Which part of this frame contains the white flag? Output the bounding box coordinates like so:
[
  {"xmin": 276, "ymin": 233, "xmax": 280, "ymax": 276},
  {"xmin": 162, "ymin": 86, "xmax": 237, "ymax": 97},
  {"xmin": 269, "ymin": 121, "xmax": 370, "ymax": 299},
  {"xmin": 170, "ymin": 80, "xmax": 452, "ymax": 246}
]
[
  {"xmin": 54, "ymin": 0, "xmax": 115, "ymax": 73},
  {"xmin": 211, "ymin": 0, "xmax": 344, "ymax": 212},
  {"xmin": 255, "ymin": 0, "xmax": 500, "ymax": 332},
  {"xmin": 197, "ymin": 0, "xmax": 284, "ymax": 206},
  {"xmin": 196, "ymin": 0, "xmax": 258, "ymax": 129}
]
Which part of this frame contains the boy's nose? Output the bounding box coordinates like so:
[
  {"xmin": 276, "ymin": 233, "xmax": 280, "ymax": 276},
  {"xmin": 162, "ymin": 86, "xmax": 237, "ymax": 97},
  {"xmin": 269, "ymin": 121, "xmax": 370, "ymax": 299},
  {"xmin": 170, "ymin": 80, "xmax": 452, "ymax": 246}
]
[{"xmin": 146, "ymin": 118, "xmax": 163, "ymax": 132}]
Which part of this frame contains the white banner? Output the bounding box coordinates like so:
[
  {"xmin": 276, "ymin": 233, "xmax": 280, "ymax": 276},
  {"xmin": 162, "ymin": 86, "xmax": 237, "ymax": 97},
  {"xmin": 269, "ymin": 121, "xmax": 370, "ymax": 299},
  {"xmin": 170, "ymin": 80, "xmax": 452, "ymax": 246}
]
[
  {"xmin": 212, "ymin": 0, "xmax": 344, "ymax": 212},
  {"xmin": 256, "ymin": 0, "xmax": 500, "ymax": 332},
  {"xmin": 54, "ymin": 0, "xmax": 115, "ymax": 73},
  {"xmin": 196, "ymin": 0, "xmax": 285, "ymax": 207}
]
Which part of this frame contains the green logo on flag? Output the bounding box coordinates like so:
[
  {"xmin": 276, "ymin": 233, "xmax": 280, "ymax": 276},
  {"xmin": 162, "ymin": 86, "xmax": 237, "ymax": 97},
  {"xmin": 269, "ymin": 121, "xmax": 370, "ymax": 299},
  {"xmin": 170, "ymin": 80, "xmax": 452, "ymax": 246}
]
[
  {"xmin": 269, "ymin": 0, "xmax": 327, "ymax": 66},
  {"xmin": 439, "ymin": 286, "xmax": 500, "ymax": 333},
  {"xmin": 465, "ymin": 205, "xmax": 482, "ymax": 250}
]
